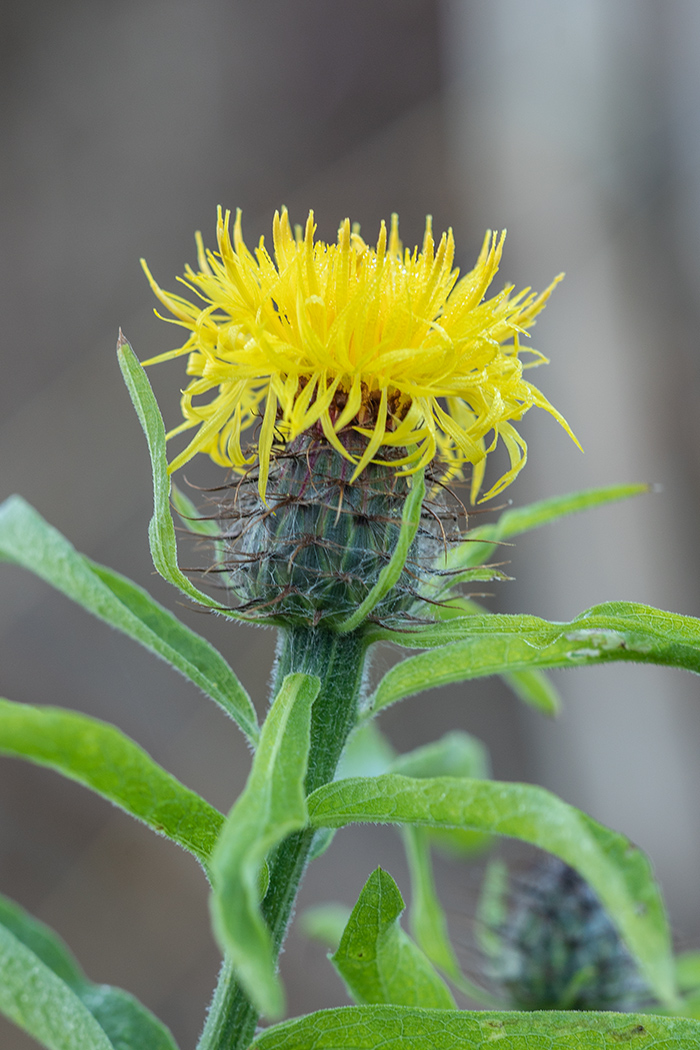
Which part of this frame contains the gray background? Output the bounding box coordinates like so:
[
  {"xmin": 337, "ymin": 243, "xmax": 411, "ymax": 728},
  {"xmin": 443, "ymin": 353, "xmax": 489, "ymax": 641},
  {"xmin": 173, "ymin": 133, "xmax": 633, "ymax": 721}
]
[{"xmin": 2, "ymin": 1, "xmax": 700, "ymax": 1046}]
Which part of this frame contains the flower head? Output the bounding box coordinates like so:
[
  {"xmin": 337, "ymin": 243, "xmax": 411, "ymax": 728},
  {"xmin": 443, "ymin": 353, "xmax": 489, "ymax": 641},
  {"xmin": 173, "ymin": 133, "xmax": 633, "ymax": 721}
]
[{"xmin": 142, "ymin": 208, "xmax": 577, "ymax": 501}]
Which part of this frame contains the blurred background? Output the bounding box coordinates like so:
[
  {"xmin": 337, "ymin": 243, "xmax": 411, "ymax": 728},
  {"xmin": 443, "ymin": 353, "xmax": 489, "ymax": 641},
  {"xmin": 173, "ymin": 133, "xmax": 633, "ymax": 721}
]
[{"xmin": 2, "ymin": 0, "xmax": 700, "ymax": 1045}]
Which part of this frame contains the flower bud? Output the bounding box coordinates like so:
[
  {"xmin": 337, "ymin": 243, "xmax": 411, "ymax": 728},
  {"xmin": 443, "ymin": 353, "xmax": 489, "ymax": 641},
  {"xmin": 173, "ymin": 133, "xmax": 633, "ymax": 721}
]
[{"xmin": 482, "ymin": 857, "xmax": 650, "ymax": 1011}]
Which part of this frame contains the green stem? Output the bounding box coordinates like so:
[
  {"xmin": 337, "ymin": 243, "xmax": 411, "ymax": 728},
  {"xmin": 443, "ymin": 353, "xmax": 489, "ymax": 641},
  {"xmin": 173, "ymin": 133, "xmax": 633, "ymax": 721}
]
[{"xmin": 198, "ymin": 626, "xmax": 367, "ymax": 1050}]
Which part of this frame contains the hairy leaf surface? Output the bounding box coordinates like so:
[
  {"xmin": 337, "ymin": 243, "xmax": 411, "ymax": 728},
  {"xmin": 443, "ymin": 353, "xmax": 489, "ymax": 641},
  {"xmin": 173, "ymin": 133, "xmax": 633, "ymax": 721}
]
[
  {"xmin": 210, "ymin": 672, "xmax": 320, "ymax": 1019},
  {"xmin": 0, "ymin": 699, "xmax": 223, "ymax": 868},
  {"xmin": 331, "ymin": 867, "xmax": 454, "ymax": 1009},
  {"xmin": 250, "ymin": 1004, "xmax": 700, "ymax": 1049},
  {"xmin": 0, "ymin": 493, "xmax": 258, "ymax": 745},
  {"xmin": 307, "ymin": 773, "xmax": 678, "ymax": 1008},
  {"xmin": 0, "ymin": 892, "xmax": 177, "ymax": 1050},
  {"xmin": 369, "ymin": 602, "xmax": 700, "ymax": 712}
]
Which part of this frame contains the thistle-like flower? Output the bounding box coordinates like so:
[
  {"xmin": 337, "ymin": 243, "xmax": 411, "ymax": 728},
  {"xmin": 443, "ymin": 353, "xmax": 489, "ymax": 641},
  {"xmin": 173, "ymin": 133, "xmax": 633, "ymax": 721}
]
[
  {"xmin": 142, "ymin": 209, "xmax": 577, "ymax": 504},
  {"xmin": 141, "ymin": 210, "xmax": 577, "ymax": 626}
]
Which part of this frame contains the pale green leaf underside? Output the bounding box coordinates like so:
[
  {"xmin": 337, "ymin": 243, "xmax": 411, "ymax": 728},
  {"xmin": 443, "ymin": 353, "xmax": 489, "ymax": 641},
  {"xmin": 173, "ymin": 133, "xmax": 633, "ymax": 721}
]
[
  {"xmin": 678, "ymin": 951, "xmax": 700, "ymax": 993},
  {"xmin": 369, "ymin": 602, "xmax": 700, "ymax": 713},
  {"xmin": 390, "ymin": 730, "xmax": 489, "ymax": 780},
  {"xmin": 331, "ymin": 867, "xmax": 455, "ymax": 1009},
  {"xmin": 402, "ymin": 826, "xmax": 497, "ymax": 1006},
  {"xmin": 0, "ymin": 699, "xmax": 223, "ymax": 868},
  {"xmin": 0, "ymin": 891, "xmax": 178, "ymax": 1050},
  {"xmin": 0, "ymin": 494, "xmax": 258, "ymax": 746},
  {"xmin": 337, "ymin": 467, "xmax": 426, "ymax": 633},
  {"xmin": 394, "ymin": 735, "xmax": 493, "ymax": 994},
  {"xmin": 118, "ymin": 336, "xmax": 278, "ymax": 631},
  {"xmin": 300, "ymin": 904, "xmax": 352, "ymax": 951},
  {"xmin": 211, "ymin": 672, "xmax": 320, "ymax": 1020},
  {"xmin": 450, "ymin": 482, "xmax": 649, "ymax": 570},
  {"xmin": 306, "ymin": 773, "xmax": 678, "ymax": 1009},
  {"xmin": 0, "ymin": 924, "xmax": 113, "ymax": 1050},
  {"xmin": 250, "ymin": 1004, "xmax": 700, "ymax": 1050}
]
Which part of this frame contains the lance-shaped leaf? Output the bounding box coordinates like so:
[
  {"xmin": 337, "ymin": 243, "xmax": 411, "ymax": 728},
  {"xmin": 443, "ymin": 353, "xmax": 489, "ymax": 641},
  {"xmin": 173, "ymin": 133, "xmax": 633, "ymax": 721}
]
[
  {"xmin": 306, "ymin": 773, "xmax": 679, "ymax": 1010},
  {"xmin": 678, "ymin": 952, "xmax": 700, "ymax": 995},
  {"xmin": 447, "ymin": 482, "xmax": 649, "ymax": 571},
  {"xmin": 117, "ymin": 336, "xmax": 278, "ymax": 629},
  {"xmin": 417, "ymin": 596, "xmax": 563, "ymax": 716},
  {"xmin": 0, "ymin": 699, "xmax": 223, "ymax": 869},
  {"xmin": 210, "ymin": 672, "xmax": 320, "ymax": 1020},
  {"xmin": 249, "ymin": 1004, "xmax": 700, "ymax": 1050},
  {"xmin": 503, "ymin": 666, "xmax": 561, "ymax": 715},
  {"xmin": 0, "ymin": 892, "xmax": 178, "ymax": 1050},
  {"xmin": 402, "ymin": 827, "xmax": 498, "ymax": 1006},
  {"xmin": 331, "ymin": 867, "xmax": 455, "ymax": 1009},
  {"xmin": 391, "ymin": 733, "xmax": 495, "ymax": 1002},
  {"xmin": 0, "ymin": 923, "xmax": 113, "ymax": 1050},
  {"xmin": 0, "ymin": 494, "xmax": 258, "ymax": 746},
  {"xmin": 337, "ymin": 468, "xmax": 426, "ymax": 633},
  {"xmin": 368, "ymin": 602, "xmax": 700, "ymax": 713}
]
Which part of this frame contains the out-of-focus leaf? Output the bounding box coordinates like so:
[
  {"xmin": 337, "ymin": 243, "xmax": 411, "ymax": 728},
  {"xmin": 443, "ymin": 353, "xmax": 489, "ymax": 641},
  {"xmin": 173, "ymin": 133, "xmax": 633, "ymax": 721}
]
[
  {"xmin": 300, "ymin": 904, "xmax": 352, "ymax": 951},
  {"xmin": 307, "ymin": 773, "xmax": 679, "ymax": 1010},
  {"xmin": 677, "ymin": 951, "xmax": 700, "ymax": 994},
  {"xmin": 336, "ymin": 721, "xmax": 396, "ymax": 780},
  {"xmin": 210, "ymin": 672, "xmax": 320, "ymax": 1020},
  {"xmin": 475, "ymin": 860, "xmax": 509, "ymax": 962},
  {"xmin": 402, "ymin": 827, "xmax": 498, "ymax": 1006},
  {"xmin": 448, "ymin": 483, "xmax": 650, "ymax": 571},
  {"xmin": 0, "ymin": 923, "xmax": 112, "ymax": 1050},
  {"xmin": 0, "ymin": 494, "xmax": 258, "ymax": 746},
  {"xmin": 0, "ymin": 699, "xmax": 222, "ymax": 869},
  {"xmin": 331, "ymin": 868, "xmax": 455, "ymax": 1009},
  {"xmin": 0, "ymin": 891, "xmax": 178, "ymax": 1049}
]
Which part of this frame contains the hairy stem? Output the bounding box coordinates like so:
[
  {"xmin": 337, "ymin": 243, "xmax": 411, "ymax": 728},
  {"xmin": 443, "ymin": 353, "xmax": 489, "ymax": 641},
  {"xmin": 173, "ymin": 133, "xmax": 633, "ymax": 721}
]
[{"xmin": 198, "ymin": 626, "xmax": 367, "ymax": 1050}]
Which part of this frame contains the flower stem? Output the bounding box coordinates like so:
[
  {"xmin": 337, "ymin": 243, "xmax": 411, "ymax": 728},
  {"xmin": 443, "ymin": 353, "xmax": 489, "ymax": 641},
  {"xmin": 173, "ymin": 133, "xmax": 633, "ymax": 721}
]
[{"xmin": 197, "ymin": 626, "xmax": 367, "ymax": 1050}]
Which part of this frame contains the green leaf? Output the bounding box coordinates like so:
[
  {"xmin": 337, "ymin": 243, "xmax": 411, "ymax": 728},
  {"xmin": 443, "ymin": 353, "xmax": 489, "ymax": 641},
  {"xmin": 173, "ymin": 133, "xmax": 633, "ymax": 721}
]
[
  {"xmin": 117, "ymin": 336, "xmax": 278, "ymax": 629},
  {"xmin": 337, "ymin": 467, "xmax": 426, "ymax": 633},
  {"xmin": 0, "ymin": 698, "xmax": 223, "ymax": 869},
  {"xmin": 337, "ymin": 722, "xmax": 396, "ymax": 780},
  {"xmin": 0, "ymin": 891, "xmax": 178, "ymax": 1050},
  {"xmin": 368, "ymin": 602, "xmax": 700, "ymax": 713},
  {"xmin": 474, "ymin": 860, "xmax": 509, "ymax": 962},
  {"xmin": 402, "ymin": 827, "xmax": 497, "ymax": 1006},
  {"xmin": 503, "ymin": 667, "xmax": 562, "ymax": 716},
  {"xmin": 677, "ymin": 952, "xmax": 700, "ymax": 994},
  {"xmin": 416, "ymin": 596, "xmax": 562, "ymax": 717},
  {"xmin": 210, "ymin": 672, "xmax": 320, "ymax": 1019},
  {"xmin": 300, "ymin": 904, "xmax": 352, "ymax": 951},
  {"xmin": 0, "ymin": 494, "xmax": 259, "ymax": 746},
  {"xmin": 249, "ymin": 1005, "xmax": 700, "ymax": 1050},
  {"xmin": 331, "ymin": 868, "xmax": 455, "ymax": 1009},
  {"xmin": 449, "ymin": 482, "xmax": 650, "ymax": 571},
  {"xmin": 392, "ymin": 732, "xmax": 492, "ymax": 857},
  {"xmin": 171, "ymin": 484, "xmax": 227, "ymax": 573},
  {"xmin": 0, "ymin": 923, "xmax": 113, "ymax": 1050},
  {"xmin": 307, "ymin": 773, "xmax": 679, "ymax": 1010},
  {"xmin": 170, "ymin": 484, "xmax": 220, "ymax": 537},
  {"xmin": 390, "ymin": 731, "xmax": 489, "ymax": 780}
]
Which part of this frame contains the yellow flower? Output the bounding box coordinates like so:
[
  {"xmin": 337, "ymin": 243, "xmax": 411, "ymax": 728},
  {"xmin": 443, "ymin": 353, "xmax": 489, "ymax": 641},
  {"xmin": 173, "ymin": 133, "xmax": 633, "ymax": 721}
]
[{"xmin": 142, "ymin": 208, "xmax": 578, "ymax": 502}]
